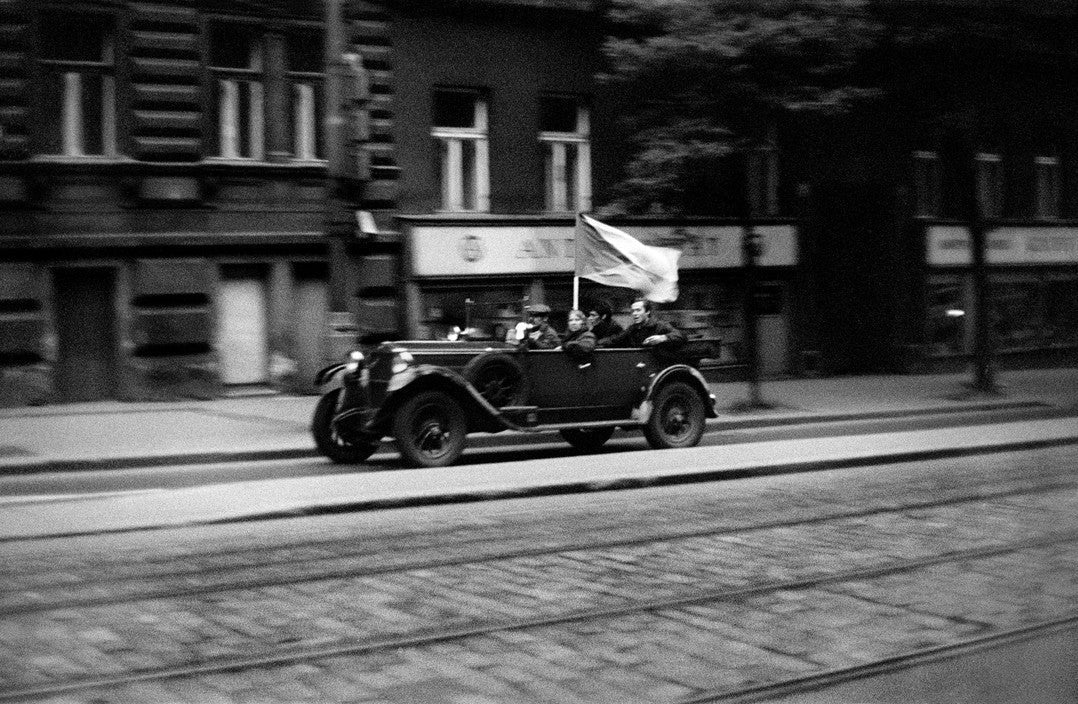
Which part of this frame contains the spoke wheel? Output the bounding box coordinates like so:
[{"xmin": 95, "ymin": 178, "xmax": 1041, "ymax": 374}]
[
  {"xmin": 642, "ymin": 381, "xmax": 706, "ymax": 449},
  {"xmin": 393, "ymin": 390, "xmax": 467, "ymax": 467},
  {"xmin": 559, "ymin": 427, "xmax": 614, "ymax": 452},
  {"xmin": 311, "ymin": 389, "xmax": 379, "ymax": 464}
]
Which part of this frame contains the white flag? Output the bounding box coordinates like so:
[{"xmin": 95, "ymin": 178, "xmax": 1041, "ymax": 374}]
[{"xmin": 575, "ymin": 214, "xmax": 680, "ymax": 302}]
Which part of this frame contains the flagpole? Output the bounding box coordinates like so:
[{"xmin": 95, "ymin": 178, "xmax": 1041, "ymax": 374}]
[{"xmin": 572, "ymin": 212, "xmax": 580, "ymax": 310}]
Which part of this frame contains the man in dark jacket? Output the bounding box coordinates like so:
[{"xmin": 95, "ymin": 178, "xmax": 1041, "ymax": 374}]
[
  {"xmin": 586, "ymin": 300, "xmax": 624, "ymax": 346},
  {"xmin": 598, "ymin": 299, "xmax": 685, "ymax": 350},
  {"xmin": 518, "ymin": 303, "xmax": 561, "ymax": 349}
]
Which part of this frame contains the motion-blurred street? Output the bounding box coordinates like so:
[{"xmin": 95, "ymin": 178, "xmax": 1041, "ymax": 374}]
[{"xmin": 1, "ymin": 369, "xmax": 1077, "ymax": 702}]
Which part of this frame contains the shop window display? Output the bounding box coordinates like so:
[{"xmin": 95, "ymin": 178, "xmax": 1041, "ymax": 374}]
[
  {"xmin": 929, "ymin": 275, "xmax": 1078, "ymax": 356},
  {"xmin": 926, "ymin": 279, "xmax": 968, "ymax": 355},
  {"xmin": 1044, "ymin": 279, "xmax": 1078, "ymax": 347},
  {"xmin": 992, "ymin": 279, "xmax": 1047, "ymax": 351}
]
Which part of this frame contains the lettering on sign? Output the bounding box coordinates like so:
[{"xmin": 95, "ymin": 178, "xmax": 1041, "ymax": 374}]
[
  {"xmin": 1028, "ymin": 236, "xmax": 1078, "ymax": 255},
  {"xmin": 412, "ymin": 223, "xmax": 797, "ymax": 276},
  {"xmin": 928, "ymin": 225, "xmax": 1078, "ymax": 265},
  {"xmin": 458, "ymin": 235, "xmax": 485, "ymax": 263},
  {"xmin": 516, "ymin": 237, "xmax": 573, "ymax": 259}
]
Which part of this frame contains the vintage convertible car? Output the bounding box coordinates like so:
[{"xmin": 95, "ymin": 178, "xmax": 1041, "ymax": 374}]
[{"xmin": 311, "ymin": 339, "xmax": 718, "ymax": 468}]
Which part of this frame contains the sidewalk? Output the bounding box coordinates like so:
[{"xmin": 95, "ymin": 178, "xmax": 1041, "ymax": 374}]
[
  {"xmin": 1, "ymin": 368, "xmax": 1077, "ymax": 540},
  {"xmin": 1, "ymin": 368, "xmax": 1076, "ymax": 475}
]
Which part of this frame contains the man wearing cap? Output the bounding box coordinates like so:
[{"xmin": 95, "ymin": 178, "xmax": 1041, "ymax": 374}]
[{"xmin": 518, "ymin": 303, "xmax": 561, "ymax": 350}]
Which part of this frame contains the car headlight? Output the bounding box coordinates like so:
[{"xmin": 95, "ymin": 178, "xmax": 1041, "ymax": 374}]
[
  {"xmin": 345, "ymin": 350, "xmax": 365, "ymax": 373},
  {"xmin": 391, "ymin": 350, "xmax": 414, "ymax": 375}
]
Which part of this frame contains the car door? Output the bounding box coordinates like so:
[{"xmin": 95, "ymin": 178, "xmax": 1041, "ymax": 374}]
[{"xmin": 523, "ymin": 348, "xmax": 646, "ymax": 423}]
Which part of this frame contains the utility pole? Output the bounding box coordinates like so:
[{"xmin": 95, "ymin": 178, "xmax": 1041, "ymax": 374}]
[
  {"xmin": 741, "ymin": 201, "xmax": 764, "ymax": 408},
  {"xmin": 963, "ymin": 140, "xmax": 998, "ymax": 393},
  {"xmin": 322, "ymin": 0, "xmax": 370, "ymax": 360},
  {"xmin": 323, "ymin": 0, "xmax": 350, "ymax": 313}
]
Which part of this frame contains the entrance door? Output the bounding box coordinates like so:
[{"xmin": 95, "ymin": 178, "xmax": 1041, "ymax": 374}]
[
  {"xmin": 217, "ymin": 268, "xmax": 269, "ymax": 386},
  {"xmin": 54, "ymin": 267, "xmax": 118, "ymax": 401},
  {"xmin": 293, "ymin": 270, "xmax": 328, "ymax": 393}
]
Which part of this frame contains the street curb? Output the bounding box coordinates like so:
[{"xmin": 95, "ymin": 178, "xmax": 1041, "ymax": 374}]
[
  {"xmin": 6, "ymin": 427, "xmax": 1078, "ymax": 541},
  {"xmin": 0, "ymin": 399, "xmax": 1056, "ymax": 476},
  {"xmin": 220, "ymin": 434, "xmax": 1078, "ymax": 527}
]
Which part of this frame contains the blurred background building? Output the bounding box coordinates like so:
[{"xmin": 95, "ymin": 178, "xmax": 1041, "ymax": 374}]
[{"xmin": 0, "ymin": 0, "xmax": 1076, "ymax": 405}]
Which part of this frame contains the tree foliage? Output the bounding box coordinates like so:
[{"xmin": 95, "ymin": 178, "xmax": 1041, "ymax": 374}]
[{"xmin": 601, "ymin": 0, "xmax": 886, "ymax": 214}]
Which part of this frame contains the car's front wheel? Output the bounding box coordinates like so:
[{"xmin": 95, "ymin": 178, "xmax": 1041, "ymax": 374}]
[
  {"xmin": 642, "ymin": 381, "xmax": 706, "ymax": 449},
  {"xmin": 393, "ymin": 390, "xmax": 467, "ymax": 467},
  {"xmin": 311, "ymin": 389, "xmax": 380, "ymax": 464},
  {"xmin": 559, "ymin": 427, "xmax": 614, "ymax": 452}
]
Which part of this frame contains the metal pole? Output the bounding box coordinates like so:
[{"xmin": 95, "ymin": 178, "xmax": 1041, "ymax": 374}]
[
  {"xmin": 742, "ymin": 212, "xmax": 762, "ymax": 407},
  {"xmin": 964, "ymin": 142, "xmax": 997, "ymax": 393},
  {"xmin": 323, "ymin": 0, "xmax": 350, "ymax": 312}
]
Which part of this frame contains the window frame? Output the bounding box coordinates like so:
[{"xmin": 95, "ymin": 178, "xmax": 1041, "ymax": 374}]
[
  {"xmin": 539, "ymin": 99, "xmax": 591, "ymax": 214},
  {"xmin": 746, "ymin": 143, "xmax": 779, "ymax": 217},
  {"xmin": 1033, "ymin": 155, "xmax": 1061, "ymax": 220},
  {"xmin": 974, "ymin": 152, "xmax": 1004, "ymax": 220},
  {"xmin": 35, "ymin": 10, "xmax": 119, "ymax": 160},
  {"xmin": 431, "ymin": 89, "xmax": 489, "ymax": 213},
  {"xmin": 286, "ymin": 27, "xmax": 325, "ymax": 163},
  {"xmin": 912, "ymin": 150, "xmax": 941, "ymax": 219},
  {"xmin": 206, "ymin": 19, "xmax": 265, "ymax": 162}
]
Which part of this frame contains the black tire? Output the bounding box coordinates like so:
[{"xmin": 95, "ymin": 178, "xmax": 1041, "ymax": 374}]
[
  {"xmin": 559, "ymin": 427, "xmax": 614, "ymax": 452},
  {"xmin": 462, "ymin": 352, "xmax": 527, "ymax": 407},
  {"xmin": 311, "ymin": 389, "xmax": 379, "ymax": 464},
  {"xmin": 642, "ymin": 381, "xmax": 706, "ymax": 449},
  {"xmin": 392, "ymin": 390, "xmax": 468, "ymax": 467}
]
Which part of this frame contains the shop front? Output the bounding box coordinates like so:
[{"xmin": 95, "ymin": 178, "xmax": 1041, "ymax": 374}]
[
  {"xmin": 923, "ymin": 225, "xmax": 1078, "ymax": 368},
  {"xmin": 400, "ymin": 215, "xmax": 801, "ymax": 376}
]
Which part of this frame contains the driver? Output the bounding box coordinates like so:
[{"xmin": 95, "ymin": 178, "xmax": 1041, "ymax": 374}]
[{"xmin": 597, "ymin": 298, "xmax": 685, "ymax": 350}]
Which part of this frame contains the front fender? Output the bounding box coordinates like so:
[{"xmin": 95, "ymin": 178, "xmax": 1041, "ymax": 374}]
[
  {"xmin": 370, "ymin": 364, "xmax": 525, "ymax": 434},
  {"xmin": 315, "ymin": 362, "xmax": 350, "ymax": 387},
  {"xmin": 634, "ymin": 364, "xmax": 718, "ymax": 422}
]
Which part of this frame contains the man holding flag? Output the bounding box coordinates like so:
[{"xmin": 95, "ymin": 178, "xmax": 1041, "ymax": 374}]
[{"xmin": 574, "ymin": 213, "xmax": 685, "ymax": 351}]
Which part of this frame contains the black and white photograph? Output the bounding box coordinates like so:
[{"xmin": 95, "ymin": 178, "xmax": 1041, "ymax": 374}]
[{"xmin": 1, "ymin": 0, "xmax": 1077, "ymax": 701}]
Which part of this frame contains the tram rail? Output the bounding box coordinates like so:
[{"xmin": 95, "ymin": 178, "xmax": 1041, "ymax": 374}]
[
  {"xmin": 0, "ymin": 479, "xmax": 1074, "ymax": 617},
  {"xmin": 2, "ymin": 476, "xmax": 1078, "ymax": 702}
]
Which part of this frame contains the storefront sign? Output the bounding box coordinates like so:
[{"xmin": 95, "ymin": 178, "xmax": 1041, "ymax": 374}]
[
  {"xmin": 928, "ymin": 225, "xmax": 1078, "ymax": 266},
  {"xmin": 409, "ymin": 223, "xmax": 798, "ymax": 277}
]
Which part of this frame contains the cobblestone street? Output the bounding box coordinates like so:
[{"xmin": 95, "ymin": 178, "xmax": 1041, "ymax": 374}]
[{"xmin": 2, "ymin": 444, "xmax": 1077, "ymax": 702}]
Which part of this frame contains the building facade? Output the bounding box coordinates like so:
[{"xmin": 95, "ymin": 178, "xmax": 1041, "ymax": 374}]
[
  {"xmin": 0, "ymin": 0, "xmax": 357, "ymax": 404},
  {"xmin": 4, "ymin": 0, "xmax": 1073, "ymax": 406}
]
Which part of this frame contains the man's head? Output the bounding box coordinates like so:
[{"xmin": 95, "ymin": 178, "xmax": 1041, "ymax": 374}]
[
  {"xmin": 586, "ymin": 300, "xmax": 613, "ymax": 328},
  {"xmin": 527, "ymin": 303, "xmax": 551, "ymax": 326},
  {"xmin": 630, "ymin": 299, "xmax": 652, "ymax": 325}
]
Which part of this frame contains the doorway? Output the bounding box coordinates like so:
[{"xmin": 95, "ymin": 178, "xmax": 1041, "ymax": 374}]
[
  {"xmin": 217, "ymin": 265, "xmax": 269, "ymax": 387},
  {"xmin": 54, "ymin": 267, "xmax": 118, "ymax": 402},
  {"xmin": 293, "ymin": 263, "xmax": 328, "ymax": 393}
]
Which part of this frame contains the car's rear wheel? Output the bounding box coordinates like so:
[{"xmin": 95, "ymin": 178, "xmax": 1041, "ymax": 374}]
[
  {"xmin": 642, "ymin": 381, "xmax": 706, "ymax": 449},
  {"xmin": 311, "ymin": 389, "xmax": 379, "ymax": 464},
  {"xmin": 393, "ymin": 390, "xmax": 467, "ymax": 467},
  {"xmin": 559, "ymin": 427, "xmax": 614, "ymax": 452}
]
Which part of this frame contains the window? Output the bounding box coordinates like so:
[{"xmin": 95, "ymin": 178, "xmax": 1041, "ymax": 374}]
[
  {"xmin": 747, "ymin": 145, "xmax": 779, "ymax": 216},
  {"xmin": 288, "ymin": 30, "xmax": 323, "ymax": 161},
  {"xmin": 539, "ymin": 96, "xmax": 590, "ymax": 213},
  {"xmin": 39, "ymin": 12, "xmax": 116, "ymax": 157},
  {"xmin": 975, "ymin": 152, "xmax": 1003, "ymax": 219},
  {"xmin": 432, "ymin": 90, "xmax": 489, "ymax": 212},
  {"xmin": 1034, "ymin": 156, "xmax": 1060, "ymax": 219},
  {"xmin": 209, "ymin": 23, "xmax": 263, "ymax": 160},
  {"xmin": 925, "ymin": 277, "xmax": 969, "ymax": 355},
  {"xmin": 912, "ymin": 151, "xmax": 941, "ymax": 218}
]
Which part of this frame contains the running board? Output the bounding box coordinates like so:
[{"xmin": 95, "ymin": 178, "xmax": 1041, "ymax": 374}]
[{"xmin": 526, "ymin": 419, "xmax": 637, "ymax": 432}]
